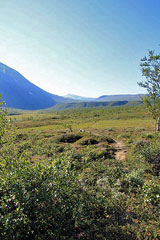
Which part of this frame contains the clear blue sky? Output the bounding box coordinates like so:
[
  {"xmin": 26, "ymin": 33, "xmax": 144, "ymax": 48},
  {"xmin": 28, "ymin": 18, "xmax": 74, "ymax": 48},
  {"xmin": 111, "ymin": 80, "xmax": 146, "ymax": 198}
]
[{"xmin": 0, "ymin": 0, "xmax": 160, "ymax": 97}]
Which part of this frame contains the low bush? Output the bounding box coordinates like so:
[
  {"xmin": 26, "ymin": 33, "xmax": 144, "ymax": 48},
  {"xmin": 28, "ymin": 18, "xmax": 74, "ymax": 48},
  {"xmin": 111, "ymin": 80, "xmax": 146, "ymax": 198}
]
[
  {"xmin": 100, "ymin": 136, "xmax": 115, "ymax": 143},
  {"xmin": 15, "ymin": 133, "xmax": 29, "ymax": 142},
  {"xmin": 137, "ymin": 140, "xmax": 160, "ymax": 175},
  {"xmin": 120, "ymin": 169, "xmax": 144, "ymax": 193},
  {"xmin": 143, "ymin": 180, "xmax": 160, "ymax": 206},
  {"xmin": 142, "ymin": 132, "xmax": 155, "ymax": 139},
  {"xmin": 56, "ymin": 134, "xmax": 82, "ymax": 143},
  {"xmin": 78, "ymin": 137, "xmax": 99, "ymax": 145}
]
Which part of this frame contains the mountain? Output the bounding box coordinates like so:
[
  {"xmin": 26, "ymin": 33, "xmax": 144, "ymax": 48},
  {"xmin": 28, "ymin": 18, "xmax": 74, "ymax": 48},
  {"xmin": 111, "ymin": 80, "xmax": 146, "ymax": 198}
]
[
  {"xmin": 0, "ymin": 62, "xmax": 73, "ymax": 110},
  {"xmin": 96, "ymin": 94, "xmax": 145, "ymax": 102},
  {"xmin": 64, "ymin": 94, "xmax": 95, "ymax": 101},
  {"xmin": 64, "ymin": 94, "xmax": 145, "ymax": 102},
  {"xmin": 0, "ymin": 62, "xmax": 145, "ymax": 110},
  {"xmin": 50, "ymin": 94, "xmax": 79, "ymax": 104}
]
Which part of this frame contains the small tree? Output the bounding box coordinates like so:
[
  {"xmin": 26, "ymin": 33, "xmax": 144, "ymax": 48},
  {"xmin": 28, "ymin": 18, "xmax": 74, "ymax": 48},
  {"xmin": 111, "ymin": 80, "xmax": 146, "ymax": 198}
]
[{"xmin": 138, "ymin": 50, "xmax": 160, "ymax": 132}]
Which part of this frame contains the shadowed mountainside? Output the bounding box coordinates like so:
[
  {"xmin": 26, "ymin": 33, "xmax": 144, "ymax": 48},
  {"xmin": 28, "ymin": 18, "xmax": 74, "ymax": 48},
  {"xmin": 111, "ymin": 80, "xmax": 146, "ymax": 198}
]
[{"xmin": 0, "ymin": 62, "xmax": 74, "ymax": 110}]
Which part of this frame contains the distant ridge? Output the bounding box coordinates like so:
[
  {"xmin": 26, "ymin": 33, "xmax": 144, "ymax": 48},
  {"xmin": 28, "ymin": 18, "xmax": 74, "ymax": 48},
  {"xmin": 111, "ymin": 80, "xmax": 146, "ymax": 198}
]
[
  {"xmin": 64, "ymin": 93, "xmax": 145, "ymax": 102},
  {"xmin": 96, "ymin": 94, "xmax": 145, "ymax": 102},
  {"xmin": 64, "ymin": 94, "xmax": 95, "ymax": 101}
]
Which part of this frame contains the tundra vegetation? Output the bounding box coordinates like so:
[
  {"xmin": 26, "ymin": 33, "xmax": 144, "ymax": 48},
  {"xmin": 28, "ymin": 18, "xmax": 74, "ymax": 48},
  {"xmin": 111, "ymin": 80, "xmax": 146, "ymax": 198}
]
[{"xmin": 0, "ymin": 96, "xmax": 160, "ymax": 239}]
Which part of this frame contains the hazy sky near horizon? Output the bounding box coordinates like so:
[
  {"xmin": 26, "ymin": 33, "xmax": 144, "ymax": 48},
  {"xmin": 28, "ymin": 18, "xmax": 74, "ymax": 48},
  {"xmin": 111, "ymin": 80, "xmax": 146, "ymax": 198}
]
[{"xmin": 0, "ymin": 0, "xmax": 160, "ymax": 97}]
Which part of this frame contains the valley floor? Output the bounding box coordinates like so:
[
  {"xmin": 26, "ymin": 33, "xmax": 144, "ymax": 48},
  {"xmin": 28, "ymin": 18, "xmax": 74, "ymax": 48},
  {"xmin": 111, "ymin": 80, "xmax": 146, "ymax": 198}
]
[{"xmin": 0, "ymin": 105, "xmax": 159, "ymax": 239}]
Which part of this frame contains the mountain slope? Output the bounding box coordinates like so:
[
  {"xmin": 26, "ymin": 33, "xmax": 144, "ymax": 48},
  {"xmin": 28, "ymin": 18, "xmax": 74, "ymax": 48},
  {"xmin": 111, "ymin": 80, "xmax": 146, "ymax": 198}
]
[
  {"xmin": 64, "ymin": 94, "xmax": 95, "ymax": 101},
  {"xmin": 50, "ymin": 94, "xmax": 79, "ymax": 104},
  {"xmin": 65, "ymin": 93, "xmax": 145, "ymax": 102},
  {"xmin": 0, "ymin": 62, "xmax": 74, "ymax": 110}
]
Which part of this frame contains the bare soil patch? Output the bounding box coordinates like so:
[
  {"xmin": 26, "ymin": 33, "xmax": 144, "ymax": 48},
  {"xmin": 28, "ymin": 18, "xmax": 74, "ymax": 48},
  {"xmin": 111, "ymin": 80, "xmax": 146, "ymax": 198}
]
[{"xmin": 114, "ymin": 141, "xmax": 128, "ymax": 160}]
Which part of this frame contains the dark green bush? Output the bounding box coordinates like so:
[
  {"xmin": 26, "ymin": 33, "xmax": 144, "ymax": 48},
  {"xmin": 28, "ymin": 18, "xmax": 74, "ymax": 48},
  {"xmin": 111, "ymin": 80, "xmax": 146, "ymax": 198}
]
[
  {"xmin": 56, "ymin": 134, "xmax": 82, "ymax": 143},
  {"xmin": 100, "ymin": 136, "xmax": 115, "ymax": 143},
  {"xmin": 78, "ymin": 137, "xmax": 99, "ymax": 145}
]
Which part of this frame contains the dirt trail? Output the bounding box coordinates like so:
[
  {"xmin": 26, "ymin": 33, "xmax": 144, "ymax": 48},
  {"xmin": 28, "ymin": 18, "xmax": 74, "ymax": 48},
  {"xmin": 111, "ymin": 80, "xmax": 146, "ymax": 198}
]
[{"xmin": 114, "ymin": 141, "xmax": 128, "ymax": 160}]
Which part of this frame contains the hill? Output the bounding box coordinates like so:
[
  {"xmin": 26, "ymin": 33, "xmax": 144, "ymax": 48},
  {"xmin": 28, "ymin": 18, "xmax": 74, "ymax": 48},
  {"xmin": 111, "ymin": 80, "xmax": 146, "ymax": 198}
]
[
  {"xmin": 48, "ymin": 100, "xmax": 142, "ymax": 111},
  {"xmin": 96, "ymin": 94, "xmax": 145, "ymax": 101},
  {"xmin": 64, "ymin": 93, "xmax": 145, "ymax": 102},
  {"xmin": 64, "ymin": 94, "xmax": 95, "ymax": 101}
]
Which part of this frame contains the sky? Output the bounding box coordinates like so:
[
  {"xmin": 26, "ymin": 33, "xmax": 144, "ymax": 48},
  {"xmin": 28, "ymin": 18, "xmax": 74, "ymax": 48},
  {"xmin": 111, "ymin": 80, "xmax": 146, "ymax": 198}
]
[{"xmin": 0, "ymin": 0, "xmax": 160, "ymax": 97}]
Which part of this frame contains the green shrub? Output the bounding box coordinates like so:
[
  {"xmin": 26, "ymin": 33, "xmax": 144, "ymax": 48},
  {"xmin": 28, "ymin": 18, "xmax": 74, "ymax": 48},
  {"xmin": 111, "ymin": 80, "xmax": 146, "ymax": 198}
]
[
  {"xmin": 143, "ymin": 132, "xmax": 155, "ymax": 139},
  {"xmin": 100, "ymin": 136, "xmax": 115, "ymax": 143},
  {"xmin": 134, "ymin": 140, "xmax": 149, "ymax": 150},
  {"xmin": 56, "ymin": 134, "xmax": 82, "ymax": 143},
  {"xmin": 143, "ymin": 181, "xmax": 160, "ymax": 206},
  {"xmin": 0, "ymin": 153, "xmax": 78, "ymax": 239},
  {"xmin": 121, "ymin": 169, "xmax": 144, "ymax": 193},
  {"xmin": 118, "ymin": 133, "xmax": 131, "ymax": 139},
  {"xmin": 15, "ymin": 133, "xmax": 29, "ymax": 142},
  {"xmin": 138, "ymin": 141, "xmax": 160, "ymax": 175},
  {"xmin": 18, "ymin": 141, "xmax": 32, "ymax": 154},
  {"xmin": 78, "ymin": 137, "xmax": 99, "ymax": 145},
  {"xmin": 0, "ymin": 150, "xmax": 132, "ymax": 240}
]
